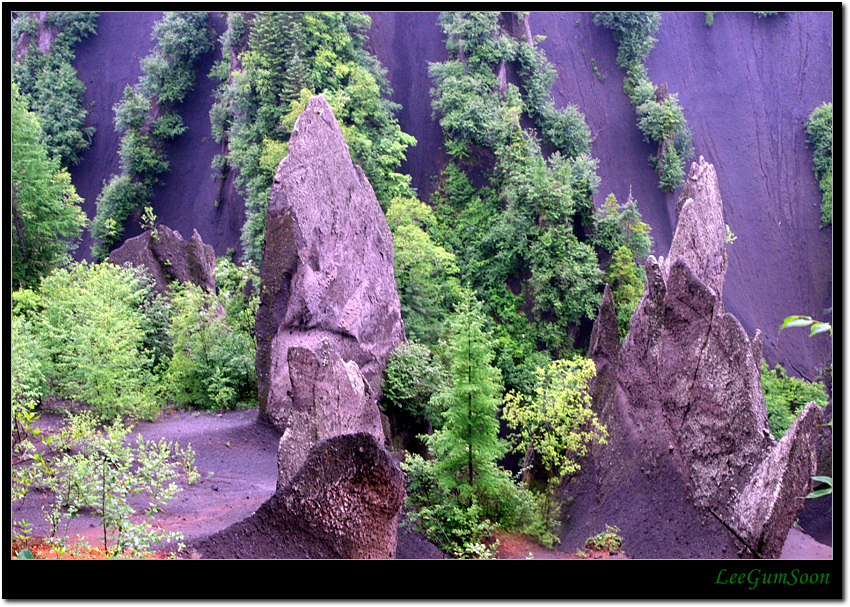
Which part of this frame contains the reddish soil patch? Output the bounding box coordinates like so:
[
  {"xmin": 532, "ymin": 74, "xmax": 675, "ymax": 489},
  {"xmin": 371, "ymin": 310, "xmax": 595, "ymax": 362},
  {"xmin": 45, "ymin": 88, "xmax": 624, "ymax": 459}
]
[{"xmin": 490, "ymin": 529, "xmax": 627, "ymax": 560}]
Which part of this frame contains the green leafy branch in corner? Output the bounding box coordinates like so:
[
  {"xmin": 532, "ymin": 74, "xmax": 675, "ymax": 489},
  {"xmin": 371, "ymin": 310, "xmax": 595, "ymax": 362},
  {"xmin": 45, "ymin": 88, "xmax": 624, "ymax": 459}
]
[
  {"xmin": 780, "ymin": 315, "xmax": 832, "ymax": 338},
  {"xmin": 779, "ymin": 314, "xmax": 832, "ymax": 504}
]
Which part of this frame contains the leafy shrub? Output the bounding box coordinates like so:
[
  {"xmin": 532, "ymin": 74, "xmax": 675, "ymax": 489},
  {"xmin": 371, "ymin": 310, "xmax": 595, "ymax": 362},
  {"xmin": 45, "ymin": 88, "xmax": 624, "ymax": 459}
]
[
  {"xmin": 586, "ymin": 524, "xmax": 624, "ymax": 551},
  {"xmin": 150, "ymin": 112, "xmax": 188, "ymax": 141},
  {"xmin": 11, "ymin": 315, "xmax": 48, "ymax": 443},
  {"xmin": 165, "ymin": 283, "xmax": 257, "ymax": 411},
  {"xmin": 592, "ymin": 11, "xmax": 661, "ymax": 73},
  {"xmin": 13, "ymin": 411, "xmax": 194, "ymax": 556},
  {"xmin": 382, "ymin": 342, "xmax": 450, "ymax": 428},
  {"xmin": 32, "ymin": 261, "xmax": 161, "ymax": 421},
  {"xmin": 605, "ymin": 245, "xmax": 646, "ymax": 336},
  {"xmin": 11, "ymin": 83, "xmax": 87, "ymax": 289},
  {"xmin": 805, "ymin": 102, "xmax": 832, "ymax": 227},
  {"xmin": 761, "ymin": 361, "xmax": 828, "ymax": 439},
  {"xmin": 91, "ymin": 174, "xmax": 150, "ymax": 260}
]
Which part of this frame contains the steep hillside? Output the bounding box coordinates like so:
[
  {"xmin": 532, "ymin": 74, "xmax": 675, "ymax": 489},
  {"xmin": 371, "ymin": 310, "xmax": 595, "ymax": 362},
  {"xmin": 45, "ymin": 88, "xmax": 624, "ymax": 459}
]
[
  {"xmin": 64, "ymin": 11, "xmax": 831, "ymax": 378},
  {"xmin": 368, "ymin": 10, "xmax": 833, "ymax": 379},
  {"xmin": 70, "ymin": 11, "xmax": 244, "ymax": 260}
]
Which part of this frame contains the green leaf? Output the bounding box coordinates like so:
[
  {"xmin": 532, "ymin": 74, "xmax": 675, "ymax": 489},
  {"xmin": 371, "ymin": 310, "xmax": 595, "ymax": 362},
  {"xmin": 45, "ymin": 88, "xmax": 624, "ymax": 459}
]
[
  {"xmin": 803, "ymin": 476, "xmax": 832, "ymax": 500},
  {"xmin": 804, "ymin": 487, "xmax": 833, "ymax": 499},
  {"xmin": 780, "ymin": 316, "xmax": 814, "ymax": 332},
  {"xmin": 16, "ymin": 549, "xmax": 35, "ymax": 559},
  {"xmin": 809, "ymin": 322, "xmax": 832, "ymax": 337}
]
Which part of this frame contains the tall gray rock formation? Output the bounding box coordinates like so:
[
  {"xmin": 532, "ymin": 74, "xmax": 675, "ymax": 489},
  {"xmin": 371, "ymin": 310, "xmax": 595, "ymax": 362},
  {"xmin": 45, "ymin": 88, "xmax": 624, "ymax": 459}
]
[
  {"xmin": 254, "ymin": 94, "xmax": 406, "ymax": 481},
  {"xmin": 108, "ymin": 225, "xmax": 217, "ymax": 294},
  {"xmin": 564, "ymin": 157, "xmax": 822, "ymax": 559}
]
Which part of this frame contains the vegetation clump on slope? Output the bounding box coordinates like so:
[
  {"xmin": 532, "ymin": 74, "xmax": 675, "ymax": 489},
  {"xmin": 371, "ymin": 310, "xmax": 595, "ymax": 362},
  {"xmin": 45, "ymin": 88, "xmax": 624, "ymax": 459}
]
[
  {"xmin": 805, "ymin": 101, "xmax": 833, "ymax": 228},
  {"xmin": 12, "ymin": 12, "xmax": 98, "ymax": 167},
  {"xmin": 593, "ymin": 11, "xmax": 694, "ymax": 192},
  {"xmin": 90, "ymin": 12, "xmax": 214, "ymax": 260},
  {"xmin": 208, "ymin": 11, "xmax": 416, "ymax": 264}
]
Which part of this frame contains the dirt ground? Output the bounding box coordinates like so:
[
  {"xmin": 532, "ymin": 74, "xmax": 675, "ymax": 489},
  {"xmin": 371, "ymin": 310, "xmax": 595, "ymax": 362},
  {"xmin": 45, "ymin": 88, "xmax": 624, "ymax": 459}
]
[{"xmin": 12, "ymin": 406, "xmax": 831, "ymax": 560}]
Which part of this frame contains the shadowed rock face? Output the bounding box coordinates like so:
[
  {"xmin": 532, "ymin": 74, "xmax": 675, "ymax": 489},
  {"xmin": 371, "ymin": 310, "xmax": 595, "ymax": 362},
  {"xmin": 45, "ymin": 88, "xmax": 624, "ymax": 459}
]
[
  {"xmin": 276, "ymin": 340, "xmax": 385, "ymax": 489},
  {"xmin": 191, "ymin": 432, "xmax": 405, "ymax": 559},
  {"xmin": 108, "ymin": 225, "xmax": 216, "ymax": 294},
  {"xmin": 254, "ymin": 94, "xmax": 406, "ymax": 443},
  {"xmin": 564, "ymin": 157, "xmax": 822, "ymax": 559}
]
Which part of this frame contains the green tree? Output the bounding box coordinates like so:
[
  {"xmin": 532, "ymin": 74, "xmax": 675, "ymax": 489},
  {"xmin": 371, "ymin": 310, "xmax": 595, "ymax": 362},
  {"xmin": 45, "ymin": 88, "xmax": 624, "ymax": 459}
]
[
  {"xmin": 11, "ymin": 84, "xmax": 87, "ymax": 290},
  {"xmin": 604, "ymin": 245, "xmax": 646, "ymax": 336},
  {"xmin": 32, "ymin": 261, "xmax": 161, "ymax": 421},
  {"xmin": 502, "ymin": 357, "xmax": 607, "ymax": 537},
  {"xmin": 504, "ymin": 357, "xmax": 607, "ymax": 481},
  {"xmin": 427, "ymin": 300, "xmax": 507, "ymax": 508},
  {"xmin": 401, "ymin": 298, "xmax": 552, "ymax": 555},
  {"xmin": 386, "ymin": 196, "xmax": 464, "ymax": 344},
  {"xmin": 805, "ymin": 102, "xmax": 832, "ymax": 227}
]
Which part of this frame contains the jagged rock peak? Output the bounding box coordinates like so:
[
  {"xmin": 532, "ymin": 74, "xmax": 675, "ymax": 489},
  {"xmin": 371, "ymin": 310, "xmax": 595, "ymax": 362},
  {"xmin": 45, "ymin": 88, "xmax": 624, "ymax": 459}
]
[
  {"xmin": 254, "ymin": 93, "xmax": 405, "ymax": 441},
  {"xmin": 565, "ymin": 158, "xmax": 822, "ymax": 559},
  {"xmin": 662, "ymin": 155, "xmax": 728, "ymax": 298}
]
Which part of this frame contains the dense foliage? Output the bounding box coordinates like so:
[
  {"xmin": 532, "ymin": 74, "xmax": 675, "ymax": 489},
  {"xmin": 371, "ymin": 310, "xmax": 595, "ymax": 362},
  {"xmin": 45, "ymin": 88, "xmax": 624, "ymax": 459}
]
[
  {"xmin": 503, "ymin": 357, "xmax": 607, "ymax": 529},
  {"xmin": 426, "ymin": 12, "xmax": 619, "ymax": 379},
  {"xmin": 805, "ymin": 102, "xmax": 833, "ymax": 228},
  {"xmin": 91, "ymin": 12, "xmax": 214, "ymax": 260},
  {"xmin": 12, "ymin": 12, "xmax": 98, "ymax": 167},
  {"xmin": 761, "ymin": 361, "xmax": 828, "ymax": 439},
  {"xmin": 11, "ymin": 84, "xmax": 87, "ymax": 291},
  {"xmin": 401, "ymin": 301, "xmax": 553, "ymax": 555},
  {"xmin": 593, "ymin": 11, "xmax": 694, "ymax": 192},
  {"xmin": 209, "ymin": 11, "xmax": 416, "ymax": 263},
  {"xmin": 11, "ymin": 255, "xmax": 259, "ymax": 424}
]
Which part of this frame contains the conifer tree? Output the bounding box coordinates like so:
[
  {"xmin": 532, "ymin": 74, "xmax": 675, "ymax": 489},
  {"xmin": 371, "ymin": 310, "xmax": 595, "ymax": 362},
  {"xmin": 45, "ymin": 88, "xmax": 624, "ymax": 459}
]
[{"xmin": 427, "ymin": 299, "xmax": 506, "ymax": 508}]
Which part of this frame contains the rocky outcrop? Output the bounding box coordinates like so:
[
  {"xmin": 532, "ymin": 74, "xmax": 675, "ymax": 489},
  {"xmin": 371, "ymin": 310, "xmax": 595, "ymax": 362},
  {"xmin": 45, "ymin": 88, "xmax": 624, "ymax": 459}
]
[
  {"xmin": 254, "ymin": 94, "xmax": 405, "ymax": 449},
  {"xmin": 561, "ymin": 157, "xmax": 822, "ymax": 559},
  {"xmin": 190, "ymin": 432, "xmax": 405, "ymax": 559},
  {"xmin": 276, "ymin": 339, "xmax": 386, "ymax": 489},
  {"xmin": 108, "ymin": 225, "xmax": 217, "ymax": 294}
]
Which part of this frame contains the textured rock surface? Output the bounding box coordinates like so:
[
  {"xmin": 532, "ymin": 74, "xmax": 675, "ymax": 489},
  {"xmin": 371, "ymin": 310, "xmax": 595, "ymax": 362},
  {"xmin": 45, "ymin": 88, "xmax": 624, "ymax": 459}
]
[
  {"xmin": 109, "ymin": 225, "xmax": 217, "ymax": 294},
  {"xmin": 561, "ymin": 157, "xmax": 822, "ymax": 558},
  {"xmin": 276, "ymin": 340, "xmax": 385, "ymax": 489},
  {"xmin": 190, "ymin": 432, "xmax": 405, "ymax": 559},
  {"xmin": 255, "ymin": 94, "xmax": 406, "ymax": 436}
]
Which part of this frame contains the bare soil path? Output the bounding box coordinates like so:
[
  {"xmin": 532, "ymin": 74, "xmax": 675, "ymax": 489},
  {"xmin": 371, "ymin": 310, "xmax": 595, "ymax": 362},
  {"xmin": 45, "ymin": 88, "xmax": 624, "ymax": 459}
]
[{"xmin": 12, "ymin": 406, "xmax": 830, "ymax": 559}]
